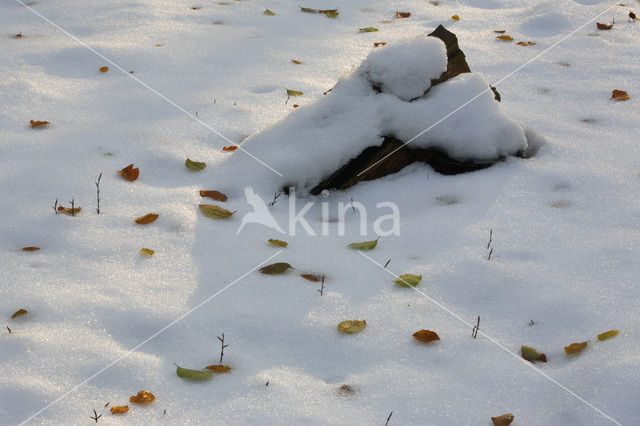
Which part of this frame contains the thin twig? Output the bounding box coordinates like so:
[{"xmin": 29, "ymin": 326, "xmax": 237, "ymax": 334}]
[
  {"xmin": 317, "ymin": 275, "xmax": 325, "ymax": 296},
  {"xmin": 384, "ymin": 259, "xmax": 391, "ymax": 269},
  {"xmin": 95, "ymin": 172, "xmax": 102, "ymax": 214},
  {"xmin": 472, "ymin": 316, "xmax": 480, "ymax": 338},
  {"xmin": 217, "ymin": 332, "xmax": 229, "ymax": 363},
  {"xmin": 487, "ymin": 229, "xmax": 493, "ymax": 249},
  {"xmin": 385, "ymin": 411, "xmax": 393, "ymax": 426}
]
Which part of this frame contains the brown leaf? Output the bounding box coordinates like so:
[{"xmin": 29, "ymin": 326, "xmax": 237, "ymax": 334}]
[
  {"xmin": 630, "ymin": 12, "xmax": 638, "ymax": 20},
  {"xmin": 99, "ymin": 66, "xmax": 109, "ymax": 72},
  {"xmin": 11, "ymin": 309, "xmax": 28, "ymax": 319},
  {"xmin": 412, "ymin": 329, "xmax": 440, "ymax": 343},
  {"xmin": 494, "ymin": 30, "xmax": 506, "ymax": 33},
  {"xmin": 597, "ymin": 22, "xmax": 613, "ymax": 30},
  {"xmin": 22, "ymin": 247, "xmax": 40, "ymax": 251},
  {"xmin": 200, "ymin": 190, "xmax": 228, "ymax": 202},
  {"xmin": 118, "ymin": 164, "xmax": 139, "ymax": 181},
  {"xmin": 13, "ymin": 32, "xmax": 23, "ymax": 39},
  {"xmin": 491, "ymin": 413, "xmax": 514, "ymax": 426},
  {"xmin": 223, "ymin": 145, "xmax": 238, "ymax": 151},
  {"xmin": 496, "ymin": 35, "xmax": 513, "ymax": 41},
  {"xmin": 205, "ymin": 364, "xmax": 231, "ymax": 373},
  {"xmin": 293, "ymin": 104, "xmax": 299, "ymax": 108},
  {"xmin": 564, "ymin": 341, "xmax": 588, "ymax": 355},
  {"xmin": 517, "ymin": 41, "xmax": 536, "ymax": 46},
  {"xmin": 110, "ymin": 405, "xmax": 129, "ymax": 414},
  {"xmin": 291, "ymin": 59, "xmax": 302, "ymax": 64},
  {"xmin": 300, "ymin": 273, "xmax": 321, "ymax": 282},
  {"xmin": 612, "ymin": 89, "xmax": 630, "ymax": 100},
  {"xmin": 58, "ymin": 205, "xmax": 82, "ymax": 215},
  {"xmin": 135, "ymin": 213, "xmax": 159, "ymax": 225},
  {"xmin": 29, "ymin": 120, "xmax": 49, "ymax": 128},
  {"xmin": 373, "ymin": 42, "xmax": 387, "ymax": 47},
  {"xmin": 318, "ymin": 9, "xmax": 338, "ymax": 14},
  {"xmin": 129, "ymin": 390, "xmax": 155, "ymax": 404},
  {"xmin": 396, "ymin": 12, "xmax": 410, "ymax": 18}
]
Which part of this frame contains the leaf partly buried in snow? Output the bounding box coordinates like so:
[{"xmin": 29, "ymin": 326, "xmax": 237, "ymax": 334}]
[
  {"xmin": 394, "ymin": 274, "xmax": 422, "ymax": 288},
  {"xmin": 413, "ymin": 329, "xmax": 440, "ymax": 343},
  {"xmin": 338, "ymin": 320, "xmax": 366, "ymax": 334},
  {"xmin": 396, "ymin": 12, "xmax": 410, "ymax": 18},
  {"xmin": 199, "ymin": 204, "xmax": 234, "ymax": 219},
  {"xmin": 564, "ymin": 341, "xmax": 588, "ymax": 355},
  {"xmin": 263, "ymin": 9, "xmax": 275, "ymax": 15},
  {"xmin": 348, "ymin": 237, "xmax": 379, "ymax": 250},
  {"xmin": 11, "ymin": 309, "xmax": 28, "ymax": 319},
  {"xmin": 491, "ymin": 413, "xmax": 514, "ymax": 426},
  {"xmin": 175, "ymin": 364, "xmax": 213, "ymax": 380},
  {"xmin": 358, "ymin": 27, "xmax": 379, "ymax": 32},
  {"xmin": 286, "ymin": 89, "xmax": 303, "ymax": 97},
  {"xmin": 259, "ymin": 262, "xmax": 294, "ymax": 274},
  {"xmin": 140, "ymin": 248, "xmax": 155, "ymax": 256},
  {"xmin": 118, "ymin": 164, "xmax": 139, "ymax": 181},
  {"xmin": 110, "ymin": 406, "xmax": 129, "ymax": 415},
  {"xmin": 129, "ymin": 390, "xmax": 155, "ymax": 404},
  {"xmin": 205, "ymin": 364, "xmax": 231, "ymax": 373},
  {"xmin": 22, "ymin": 247, "xmax": 40, "ymax": 251},
  {"xmin": 325, "ymin": 11, "xmax": 338, "ymax": 18},
  {"xmin": 300, "ymin": 273, "xmax": 321, "ymax": 282},
  {"xmin": 496, "ymin": 35, "xmax": 513, "ymax": 41},
  {"xmin": 29, "ymin": 120, "xmax": 49, "ymax": 128},
  {"xmin": 135, "ymin": 213, "xmax": 158, "ymax": 224},
  {"xmin": 373, "ymin": 42, "xmax": 387, "ymax": 47},
  {"xmin": 222, "ymin": 145, "xmax": 238, "ymax": 151},
  {"xmin": 200, "ymin": 190, "xmax": 228, "ymax": 202},
  {"xmin": 517, "ymin": 41, "xmax": 536, "ymax": 46},
  {"xmin": 521, "ymin": 345, "xmax": 547, "ymax": 363},
  {"xmin": 596, "ymin": 22, "xmax": 613, "ymax": 30},
  {"xmin": 99, "ymin": 66, "xmax": 109, "ymax": 72},
  {"xmin": 597, "ymin": 330, "xmax": 618, "ymax": 341},
  {"xmin": 185, "ymin": 157, "xmax": 207, "ymax": 170},
  {"xmin": 300, "ymin": 7, "xmax": 318, "ymax": 13},
  {"xmin": 612, "ymin": 90, "xmax": 630, "ymax": 101},
  {"xmin": 58, "ymin": 205, "xmax": 82, "ymax": 215}
]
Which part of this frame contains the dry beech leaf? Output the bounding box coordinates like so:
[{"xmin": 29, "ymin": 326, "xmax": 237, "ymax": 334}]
[
  {"xmin": 263, "ymin": 9, "xmax": 275, "ymax": 15},
  {"xmin": 338, "ymin": 320, "xmax": 366, "ymax": 334},
  {"xmin": 451, "ymin": 14, "xmax": 460, "ymax": 21},
  {"xmin": 118, "ymin": 164, "xmax": 139, "ymax": 181},
  {"xmin": 413, "ymin": 329, "xmax": 439, "ymax": 343},
  {"xmin": 205, "ymin": 364, "xmax": 231, "ymax": 373},
  {"xmin": 58, "ymin": 205, "xmax": 82, "ymax": 215},
  {"xmin": 199, "ymin": 204, "xmax": 234, "ymax": 219},
  {"xmin": 29, "ymin": 120, "xmax": 49, "ymax": 128},
  {"xmin": 99, "ymin": 66, "xmax": 109, "ymax": 72},
  {"xmin": 597, "ymin": 22, "xmax": 613, "ymax": 30},
  {"xmin": 564, "ymin": 341, "xmax": 588, "ymax": 355},
  {"xmin": 11, "ymin": 309, "xmax": 28, "ymax": 319},
  {"xmin": 494, "ymin": 30, "xmax": 506, "ymax": 33},
  {"xmin": 358, "ymin": 27, "xmax": 378, "ymax": 32},
  {"xmin": 268, "ymin": 239, "xmax": 288, "ymax": 247},
  {"xmin": 293, "ymin": 104, "xmax": 299, "ymax": 108},
  {"xmin": 200, "ymin": 190, "xmax": 227, "ymax": 202},
  {"xmin": 521, "ymin": 345, "xmax": 547, "ymax": 363},
  {"xmin": 396, "ymin": 12, "xmax": 410, "ymax": 18},
  {"xmin": 22, "ymin": 247, "xmax": 40, "ymax": 251},
  {"xmin": 259, "ymin": 262, "xmax": 294, "ymax": 274},
  {"xmin": 222, "ymin": 145, "xmax": 238, "ymax": 151},
  {"xmin": 496, "ymin": 35, "xmax": 513, "ymax": 41},
  {"xmin": 135, "ymin": 213, "xmax": 158, "ymax": 225},
  {"xmin": 185, "ymin": 157, "xmax": 206, "ymax": 170},
  {"xmin": 300, "ymin": 273, "xmax": 320, "ymax": 282},
  {"xmin": 491, "ymin": 413, "xmax": 514, "ymax": 426},
  {"xmin": 598, "ymin": 330, "xmax": 619, "ymax": 341},
  {"xmin": 291, "ymin": 59, "xmax": 302, "ymax": 64},
  {"xmin": 176, "ymin": 364, "xmax": 212, "ymax": 380},
  {"xmin": 373, "ymin": 42, "xmax": 387, "ymax": 47},
  {"xmin": 110, "ymin": 406, "xmax": 129, "ymax": 415},
  {"xmin": 517, "ymin": 41, "xmax": 536, "ymax": 46},
  {"xmin": 140, "ymin": 248, "xmax": 155, "ymax": 256},
  {"xmin": 612, "ymin": 89, "xmax": 630, "ymax": 101},
  {"xmin": 129, "ymin": 390, "xmax": 155, "ymax": 404}
]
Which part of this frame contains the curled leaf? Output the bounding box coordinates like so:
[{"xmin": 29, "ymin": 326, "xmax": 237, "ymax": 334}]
[
  {"xmin": 222, "ymin": 145, "xmax": 238, "ymax": 151},
  {"xmin": 118, "ymin": 164, "xmax": 139, "ymax": 181},
  {"xmin": 496, "ymin": 35, "xmax": 513, "ymax": 41},
  {"xmin": 135, "ymin": 213, "xmax": 158, "ymax": 225},
  {"xmin": 175, "ymin": 364, "xmax": 213, "ymax": 380},
  {"xmin": 199, "ymin": 204, "xmax": 234, "ymax": 219},
  {"xmin": 58, "ymin": 205, "xmax": 82, "ymax": 215},
  {"xmin": 597, "ymin": 330, "xmax": 619, "ymax": 341},
  {"xmin": 451, "ymin": 14, "xmax": 460, "ymax": 21},
  {"xmin": 564, "ymin": 341, "xmax": 588, "ymax": 355},
  {"xmin": 358, "ymin": 27, "xmax": 379, "ymax": 32},
  {"xmin": 11, "ymin": 309, "xmax": 28, "ymax": 319},
  {"xmin": 612, "ymin": 90, "xmax": 630, "ymax": 101},
  {"xmin": 338, "ymin": 320, "xmax": 366, "ymax": 334},
  {"xmin": 286, "ymin": 89, "xmax": 303, "ymax": 97},
  {"xmin": 205, "ymin": 364, "xmax": 231, "ymax": 373},
  {"xmin": 200, "ymin": 190, "xmax": 228, "ymax": 202},
  {"xmin": 348, "ymin": 237, "xmax": 379, "ymax": 250},
  {"xmin": 596, "ymin": 22, "xmax": 613, "ymax": 30},
  {"xmin": 263, "ymin": 9, "xmax": 275, "ymax": 15},
  {"xmin": 300, "ymin": 273, "xmax": 320, "ymax": 282},
  {"xmin": 268, "ymin": 239, "xmax": 288, "ymax": 247},
  {"xmin": 22, "ymin": 247, "xmax": 40, "ymax": 251},
  {"xmin": 373, "ymin": 42, "xmax": 387, "ymax": 47},
  {"xmin": 394, "ymin": 274, "xmax": 422, "ymax": 288},
  {"xmin": 110, "ymin": 406, "xmax": 129, "ymax": 415},
  {"xmin": 396, "ymin": 12, "xmax": 410, "ymax": 18},
  {"xmin": 99, "ymin": 66, "xmax": 109, "ymax": 72},
  {"xmin": 140, "ymin": 248, "xmax": 155, "ymax": 256},
  {"xmin": 185, "ymin": 157, "xmax": 206, "ymax": 170},
  {"xmin": 29, "ymin": 120, "xmax": 49, "ymax": 128},
  {"xmin": 413, "ymin": 329, "xmax": 439, "ymax": 343},
  {"xmin": 129, "ymin": 390, "xmax": 155, "ymax": 404},
  {"xmin": 491, "ymin": 413, "xmax": 514, "ymax": 426},
  {"xmin": 259, "ymin": 262, "xmax": 294, "ymax": 274},
  {"xmin": 521, "ymin": 345, "xmax": 547, "ymax": 363}
]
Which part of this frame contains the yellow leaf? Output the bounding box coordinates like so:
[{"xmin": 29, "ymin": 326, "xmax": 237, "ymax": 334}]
[
  {"xmin": 129, "ymin": 390, "xmax": 155, "ymax": 404},
  {"xmin": 612, "ymin": 90, "xmax": 630, "ymax": 101},
  {"xmin": 286, "ymin": 89, "xmax": 303, "ymax": 96},
  {"xmin": 291, "ymin": 59, "xmax": 302, "ymax": 64},
  {"xmin": 11, "ymin": 309, "xmax": 28, "ymax": 319},
  {"xmin": 496, "ymin": 35, "xmax": 514, "ymax": 41},
  {"xmin": 135, "ymin": 213, "xmax": 159, "ymax": 225},
  {"xmin": 99, "ymin": 66, "xmax": 109, "ymax": 72},
  {"xmin": 185, "ymin": 157, "xmax": 206, "ymax": 170},
  {"xmin": 140, "ymin": 248, "xmax": 155, "ymax": 256},
  {"xmin": 597, "ymin": 330, "xmax": 619, "ymax": 341},
  {"xmin": 199, "ymin": 204, "xmax": 235, "ymax": 219},
  {"xmin": 338, "ymin": 320, "xmax": 366, "ymax": 334},
  {"xmin": 110, "ymin": 406, "xmax": 129, "ymax": 414},
  {"xmin": 358, "ymin": 27, "xmax": 379, "ymax": 32},
  {"xmin": 264, "ymin": 9, "xmax": 275, "ymax": 15},
  {"xmin": 268, "ymin": 239, "xmax": 288, "ymax": 247},
  {"xmin": 451, "ymin": 14, "xmax": 460, "ymax": 21},
  {"xmin": 58, "ymin": 205, "xmax": 82, "ymax": 215},
  {"xmin": 564, "ymin": 341, "xmax": 588, "ymax": 355}
]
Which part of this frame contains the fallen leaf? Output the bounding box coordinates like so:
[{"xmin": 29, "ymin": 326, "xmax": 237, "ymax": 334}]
[
  {"xmin": 359, "ymin": 27, "xmax": 379, "ymax": 32},
  {"xmin": 11, "ymin": 309, "xmax": 28, "ymax": 319},
  {"xmin": 140, "ymin": 248, "xmax": 155, "ymax": 256},
  {"xmin": 135, "ymin": 213, "xmax": 159, "ymax": 225},
  {"xmin": 348, "ymin": 237, "xmax": 379, "ymax": 250},
  {"xmin": 373, "ymin": 42, "xmax": 387, "ymax": 47},
  {"xmin": 200, "ymin": 190, "xmax": 228, "ymax": 202},
  {"xmin": 155, "ymin": 43, "xmax": 164, "ymax": 46},
  {"xmin": 325, "ymin": 11, "xmax": 338, "ymax": 18},
  {"xmin": 413, "ymin": 329, "xmax": 440, "ymax": 343},
  {"xmin": 199, "ymin": 204, "xmax": 234, "ymax": 219},
  {"xmin": 29, "ymin": 120, "xmax": 49, "ymax": 128},
  {"xmin": 268, "ymin": 239, "xmax": 288, "ymax": 247},
  {"xmin": 263, "ymin": 9, "xmax": 275, "ymax": 15},
  {"xmin": 286, "ymin": 89, "xmax": 303, "ymax": 96},
  {"xmin": 336, "ymin": 384, "xmax": 355, "ymax": 396},
  {"xmin": 291, "ymin": 59, "xmax": 302, "ymax": 64},
  {"xmin": 300, "ymin": 273, "xmax": 320, "ymax": 282},
  {"xmin": 22, "ymin": 247, "xmax": 40, "ymax": 251},
  {"xmin": 630, "ymin": 12, "xmax": 637, "ymax": 20},
  {"xmin": 597, "ymin": 330, "xmax": 619, "ymax": 341},
  {"xmin": 58, "ymin": 205, "xmax": 82, "ymax": 215},
  {"xmin": 494, "ymin": 30, "xmax": 506, "ymax": 33},
  {"xmin": 300, "ymin": 7, "xmax": 317, "ymax": 13},
  {"xmin": 394, "ymin": 274, "xmax": 422, "ymax": 288},
  {"xmin": 129, "ymin": 390, "xmax": 155, "ymax": 404},
  {"xmin": 521, "ymin": 345, "xmax": 547, "ymax": 363},
  {"xmin": 451, "ymin": 14, "xmax": 460, "ymax": 21},
  {"xmin": 191, "ymin": 6, "xmax": 201, "ymax": 10},
  {"xmin": 564, "ymin": 341, "xmax": 588, "ymax": 355},
  {"xmin": 496, "ymin": 35, "xmax": 514, "ymax": 41},
  {"xmin": 259, "ymin": 262, "xmax": 294, "ymax": 274},
  {"xmin": 118, "ymin": 164, "xmax": 139, "ymax": 181},
  {"xmin": 517, "ymin": 41, "xmax": 536, "ymax": 46},
  {"xmin": 612, "ymin": 89, "xmax": 630, "ymax": 101},
  {"xmin": 99, "ymin": 66, "xmax": 109, "ymax": 72},
  {"xmin": 293, "ymin": 104, "xmax": 299, "ymax": 108},
  {"xmin": 597, "ymin": 22, "xmax": 613, "ymax": 30},
  {"xmin": 491, "ymin": 413, "xmax": 514, "ymax": 426},
  {"xmin": 175, "ymin": 364, "xmax": 212, "ymax": 380},
  {"xmin": 13, "ymin": 32, "xmax": 23, "ymax": 39},
  {"xmin": 110, "ymin": 406, "xmax": 129, "ymax": 415},
  {"xmin": 205, "ymin": 364, "xmax": 231, "ymax": 373},
  {"xmin": 396, "ymin": 12, "xmax": 410, "ymax": 18},
  {"xmin": 222, "ymin": 145, "xmax": 238, "ymax": 151},
  {"xmin": 338, "ymin": 320, "xmax": 366, "ymax": 334},
  {"xmin": 185, "ymin": 157, "xmax": 206, "ymax": 170},
  {"xmin": 318, "ymin": 9, "xmax": 338, "ymax": 14}
]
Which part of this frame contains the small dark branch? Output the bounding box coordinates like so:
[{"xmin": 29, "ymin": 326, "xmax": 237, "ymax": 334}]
[
  {"xmin": 323, "ymin": 87, "xmax": 333, "ymax": 96},
  {"xmin": 528, "ymin": 319, "xmax": 535, "ymax": 327},
  {"xmin": 95, "ymin": 172, "xmax": 102, "ymax": 214},
  {"xmin": 487, "ymin": 248, "xmax": 493, "ymax": 261},
  {"xmin": 472, "ymin": 316, "xmax": 480, "ymax": 338},
  {"xmin": 163, "ymin": 409, "xmax": 167, "ymax": 415},
  {"xmin": 217, "ymin": 332, "xmax": 229, "ymax": 363},
  {"xmin": 385, "ymin": 411, "xmax": 393, "ymax": 426},
  {"xmin": 268, "ymin": 192, "xmax": 281, "ymax": 207},
  {"xmin": 7, "ymin": 326, "xmax": 12, "ymax": 334},
  {"xmin": 384, "ymin": 259, "xmax": 391, "ymax": 269},
  {"xmin": 285, "ymin": 94, "xmax": 290, "ymax": 105},
  {"xmin": 317, "ymin": 275, "xmax": 325, "ymax": 296},
  {"xmin": 70, "ymin": 198, "xmax": 75, "ymax": 217},
  {"xmin": 265, "ymin": 381, "xmax": 269, "ymax": 387},
  {"xmin": 53, "ymin": 198, "xmax": 58, "ymax": 215},
  {"xmin": 487, "ymin": 229, "xmax": 493, "ymax": 249},
  {"xmin": 90, "ymin": 409, "xmax": 102, "ymax": 423},
  {"xmin": 350, "ymin": 197, "xmax": 356, "ymax": 213},
  {"xmin": 104, "ymin": 402, "xmax": 109, "ymax": 407}
]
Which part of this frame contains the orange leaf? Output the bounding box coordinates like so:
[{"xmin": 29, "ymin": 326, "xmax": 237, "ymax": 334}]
[
  {"xmin": 29, "ymin": 120, "xmax": 49, "ymax": 128},
  {"xmin": 293, "ymin": 104, "xmax": 299, "ymax": 108},
  {"xmin": 22, "ymin": 247, "xmax": 40, "ymax": 251},
  {"xmin": 373, "ymin": 42, "xmax": 387, "ymax": 47},
  {"xmin": 129, "ymin": 390, "xmax": 155, "ymax": 404},
  {"xmin": 110, "ymin": 405, "xmax": 129, "ymax": 415},
  {"xmin": 491, "ymin": 413, "xmax": 514, "ymax": 426},
  {"xmin": 597, "ymin": 22, "xmax": 613, "ymax": 30},
  {"xmin": 99, "ymin": 66, "xmax": 109, "ymax": 72},
  {"xmin": 451, "ymin": 14, "xmax": 460, "ymax": 21},
  {"xmin": 612, "ymin": 89, "xmax": 630, "ymax": 101},
  {"xmin": 135, "ymin": 213, "xmax": 159, "ymax": 225},
  {"xmin": 118, "ymin": 164, "xmax": 139, "ymax": 182},
  {"xmin": 200, "ymin": 190, "xmax": 228, "ymax": 202},
  {"xmin": 300, "ymin": 273, "xmax": 320, "ymax": 282},
  {"xmin": 413, "ymin": 329, "xmax": 440, "ymax": 343},
  {"xmin": 564, "ymin": 341, "xmax": 588, "ymax": 355},
  {"xmin": 396, "ymin": 12, "xmax": 410, "ymax": 18},
  {"xmin": 58, "ymin": 205, "xmax": 82, "ymax": 215},
  {"xmin": 222, "ymin": 145, "xmax": 238, "ymax": 151},
  {"xmin": 205, "ymin": 364, "xmax": 231, "ymax": 373}
]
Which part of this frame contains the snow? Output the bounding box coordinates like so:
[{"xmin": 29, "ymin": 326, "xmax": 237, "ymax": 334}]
[{"xmin": 1, "ymin": 0, "xmax": 640, "ymax": 425}]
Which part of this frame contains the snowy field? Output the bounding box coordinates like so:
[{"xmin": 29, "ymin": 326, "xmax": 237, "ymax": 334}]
[{"xmin": 1, "ymin": 0, "xmax": 639, "ymax": 424}]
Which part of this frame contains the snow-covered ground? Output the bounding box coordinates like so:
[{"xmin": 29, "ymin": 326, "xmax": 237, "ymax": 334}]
[{"xmin": 1, "ymin": 0, "xmax": 639, "ymax": 424}]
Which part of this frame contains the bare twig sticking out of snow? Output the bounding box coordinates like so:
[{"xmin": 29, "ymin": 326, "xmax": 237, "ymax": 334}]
[
  {"xmin": 217, "ymin": 332, "xmax": 229, "ymax": 363},
  {"xmin": 95, "ymin": 173, "xmax": 102, "ymax": 214},
  {"xmin": 472, "ymin": 316, "xmax": 480, "ymax": 338}
]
